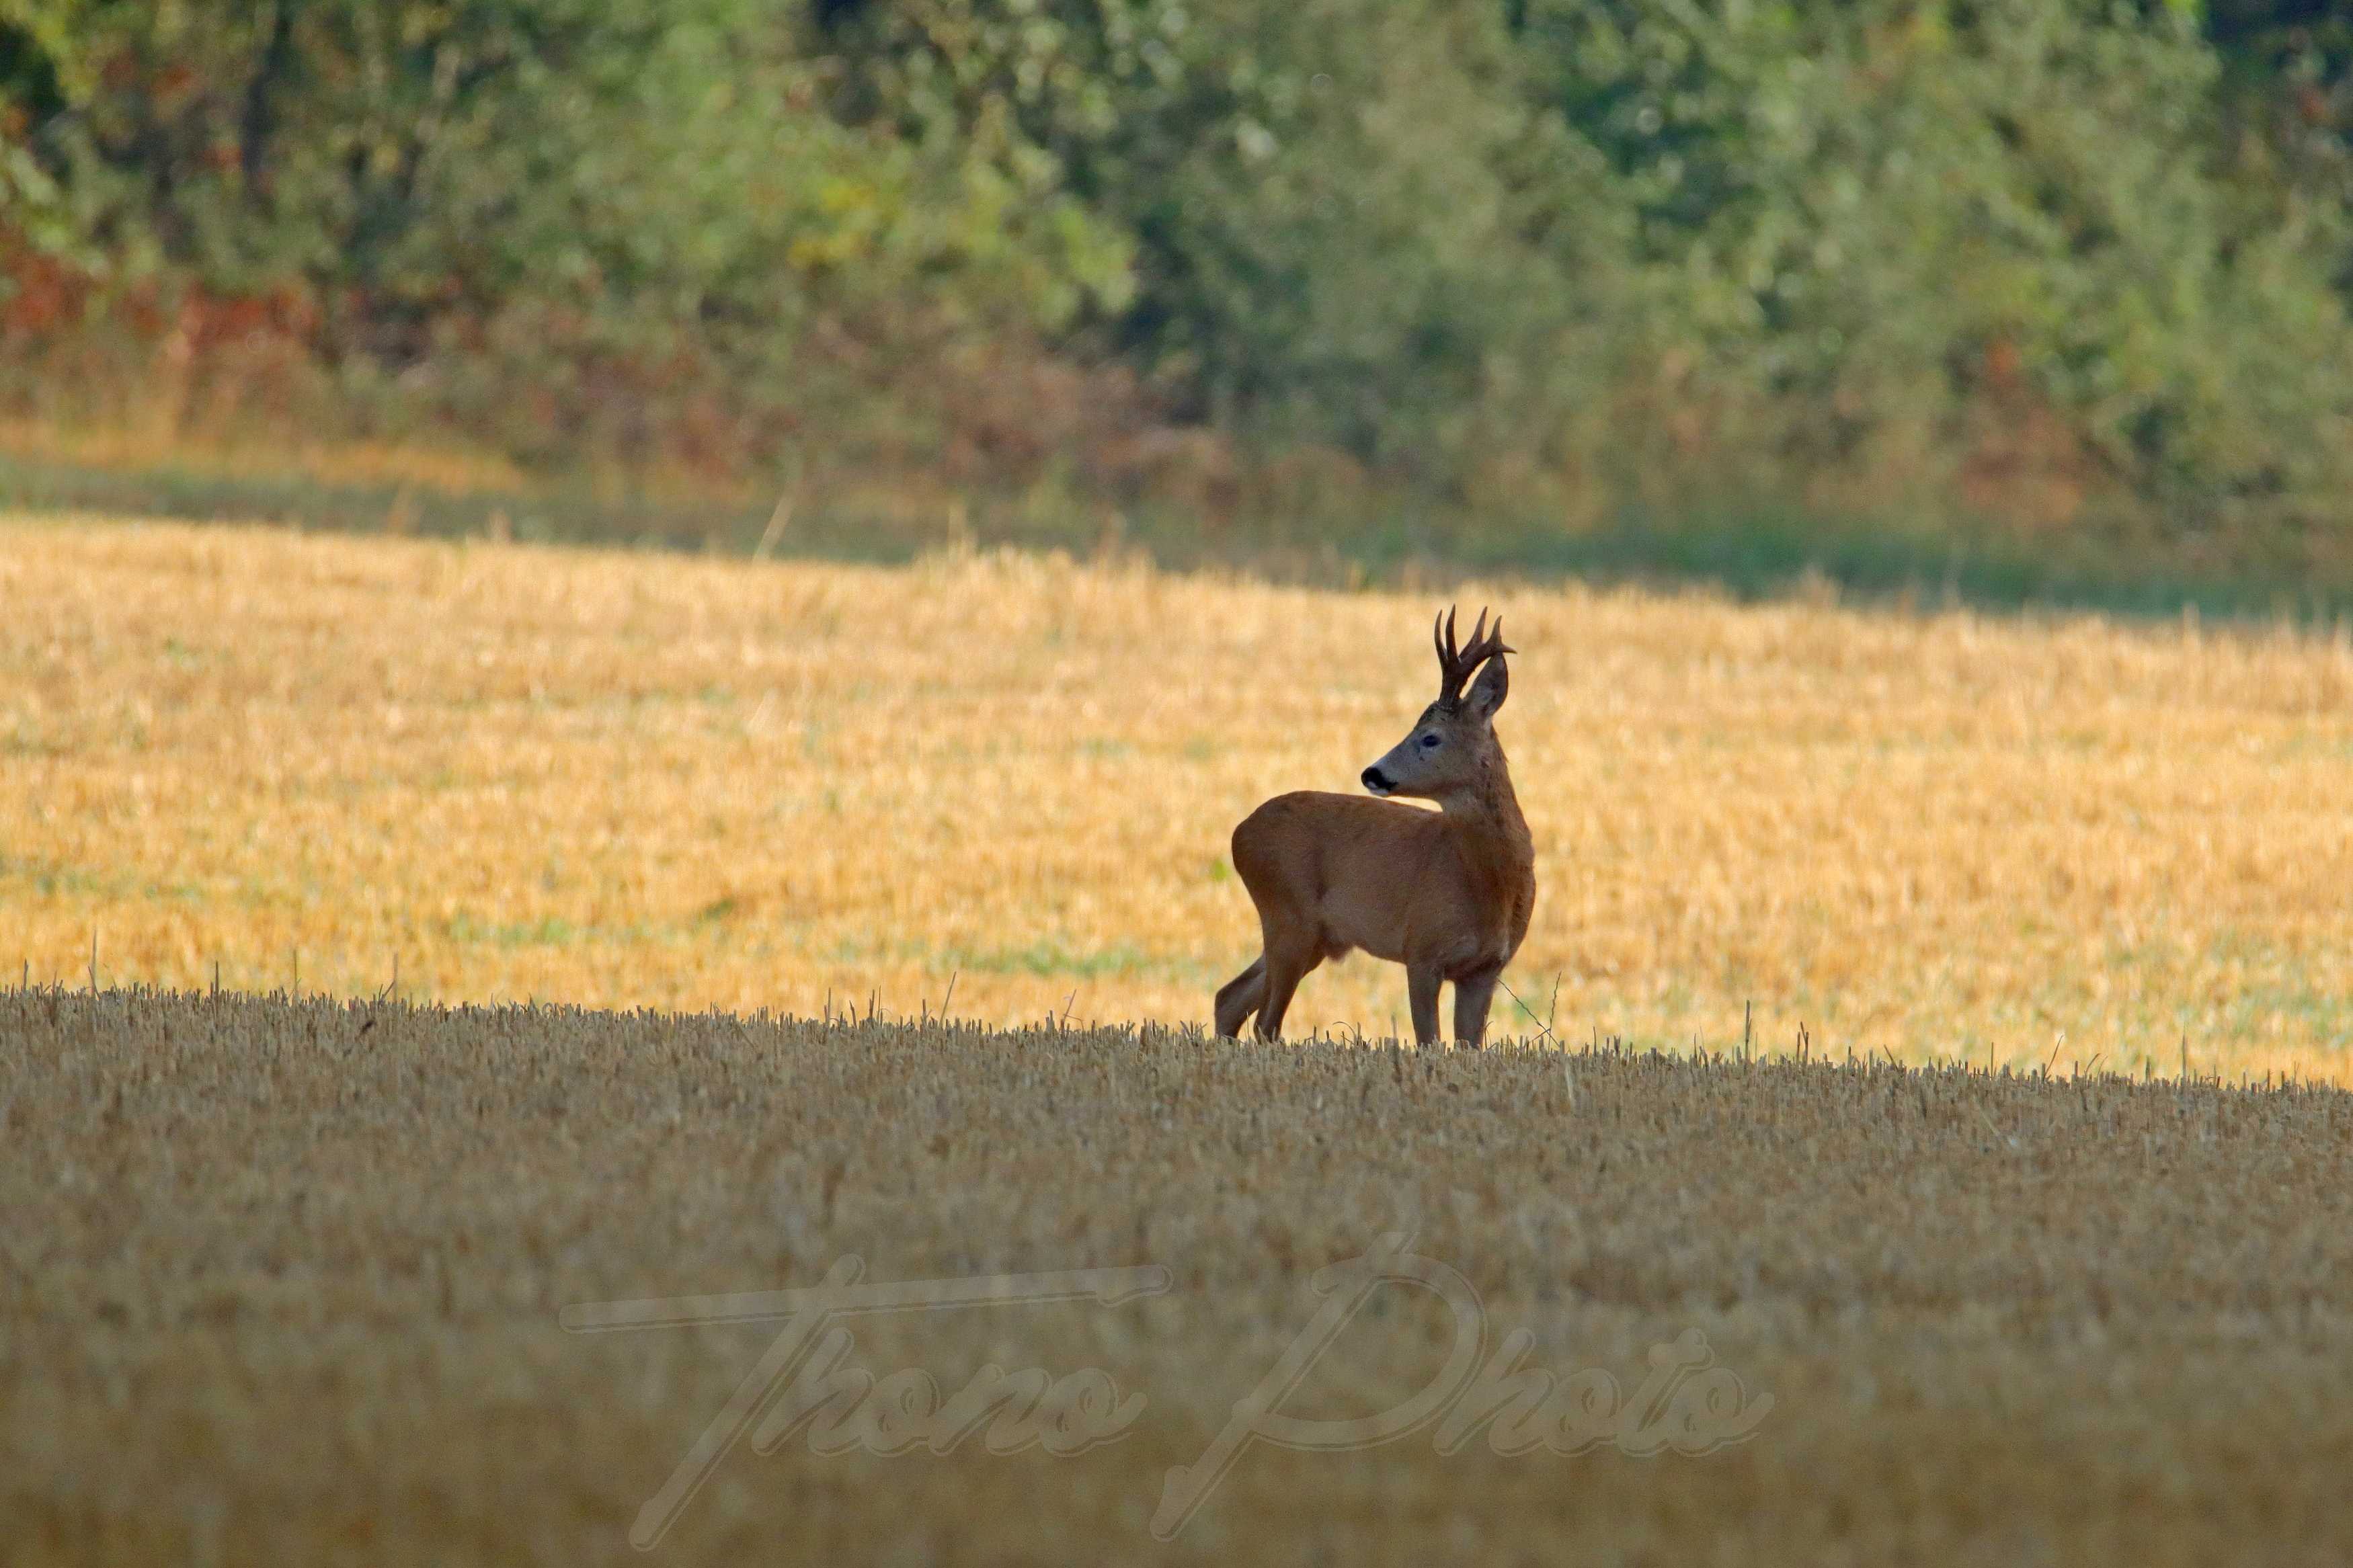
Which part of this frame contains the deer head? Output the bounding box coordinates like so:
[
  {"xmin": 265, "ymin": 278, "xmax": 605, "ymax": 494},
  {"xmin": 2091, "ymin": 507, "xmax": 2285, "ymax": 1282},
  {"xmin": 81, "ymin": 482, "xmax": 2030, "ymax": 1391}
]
[{"xmin": 1359, "ymin": 606, "xmax": 1514, "ymax": 802}]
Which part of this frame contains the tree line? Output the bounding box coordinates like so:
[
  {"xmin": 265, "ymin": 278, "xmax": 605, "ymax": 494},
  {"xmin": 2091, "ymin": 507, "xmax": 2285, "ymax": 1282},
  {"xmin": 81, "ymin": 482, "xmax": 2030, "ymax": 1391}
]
[{"xmin": 5, "ymin": 0, "xmax": 2352, "ymax": 554}]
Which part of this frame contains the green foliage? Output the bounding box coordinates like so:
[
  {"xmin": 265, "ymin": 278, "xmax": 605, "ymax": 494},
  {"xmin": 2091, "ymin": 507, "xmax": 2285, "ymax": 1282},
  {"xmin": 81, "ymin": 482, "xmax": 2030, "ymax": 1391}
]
[
  {"xmin": 0, "ymin": 0, "xmax": 1133, "ymax": 467},
  {"xmin": 1, "ymin": 0, "xmax": 1129, "ymax": 315},
  {"xmin": 1505, "ymin": 0, "xmax": 2353, "ymax": 520},
  {"xmin": 833, "ymin": 0, "xmax": 1577, "ymax": 474},
  {"xmin": 824, "ymin": 0, "xmax": 2353, "ymax": 527},
  {"xmin": 5, "ymin": 0, "xmax": 2353, "ymax": 560}
]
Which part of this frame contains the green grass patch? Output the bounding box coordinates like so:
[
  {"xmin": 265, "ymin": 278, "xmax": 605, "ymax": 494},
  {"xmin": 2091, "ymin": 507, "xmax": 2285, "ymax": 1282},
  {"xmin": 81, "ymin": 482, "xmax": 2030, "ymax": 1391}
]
[
  {"xmin": 11, "ymin": 447, "xmax": 2353, "ymax": 625},
  {"xmin": 824, "ymin": 934, "xmax": 1207, "ymax": 983}
]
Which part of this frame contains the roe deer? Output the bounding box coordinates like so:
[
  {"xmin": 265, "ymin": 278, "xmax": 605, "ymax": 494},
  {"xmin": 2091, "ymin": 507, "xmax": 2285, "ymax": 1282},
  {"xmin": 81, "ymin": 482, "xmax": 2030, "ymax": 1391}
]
[{"xmin": 1215, "ymin": 608, "xmax": 1536, "ymax": 1046}]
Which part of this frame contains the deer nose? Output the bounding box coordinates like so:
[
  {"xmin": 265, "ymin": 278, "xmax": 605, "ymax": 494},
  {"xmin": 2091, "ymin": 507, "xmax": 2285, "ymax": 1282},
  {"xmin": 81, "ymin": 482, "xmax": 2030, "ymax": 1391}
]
[{"xmin": 1361, "ymin": 766, "xmax": 1394, "ymax": 794}]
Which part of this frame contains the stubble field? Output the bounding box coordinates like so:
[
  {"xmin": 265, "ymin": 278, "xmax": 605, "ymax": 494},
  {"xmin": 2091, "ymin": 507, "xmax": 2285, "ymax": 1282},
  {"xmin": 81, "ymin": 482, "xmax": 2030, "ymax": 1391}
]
[
  {"xmin": 4, "ymin": 514, "xmax": 2352, "ymax": 1079},
  {"xmin": 7, "ymin": 987, "xmax": 2353, "ymax": 1563},
  {"xmin": 9, "ymin": 514, "xmax": 2353, "ymax": 1562}
]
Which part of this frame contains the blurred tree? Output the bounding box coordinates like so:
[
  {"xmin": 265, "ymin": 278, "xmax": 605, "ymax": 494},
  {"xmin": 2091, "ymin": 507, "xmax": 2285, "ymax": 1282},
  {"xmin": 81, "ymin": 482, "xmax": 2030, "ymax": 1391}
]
[
  {"xmin": 0, "ymin": 0, "xmax": 1134, "ymax": 464},
  {"xmin": 1507, "ymin": 0, "xmax": 2353, "ymax": 522},
  {"xmin": 830, "ymin": 0, "xmax": 1558, "ymax": 480},
  {"xmin": 3, "ymin": 0, "xmax": 2352, "ymax": 544}
]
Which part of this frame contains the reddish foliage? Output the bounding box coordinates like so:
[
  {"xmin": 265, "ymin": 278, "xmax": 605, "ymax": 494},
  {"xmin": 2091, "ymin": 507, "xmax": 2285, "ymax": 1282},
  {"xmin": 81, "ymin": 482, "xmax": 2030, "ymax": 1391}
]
[
  {"xmin": 1, "ymin": 249, "xmax": 90, "ymax": 337},
  {"xmin": 0, "ymin": 228, "xmax": 1211, "ymax": 495}
]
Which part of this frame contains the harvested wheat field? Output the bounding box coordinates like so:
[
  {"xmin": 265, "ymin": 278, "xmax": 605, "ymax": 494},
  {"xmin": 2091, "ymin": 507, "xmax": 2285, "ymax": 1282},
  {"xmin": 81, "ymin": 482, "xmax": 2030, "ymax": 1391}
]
[
  {"xmin": 6, "ymin": 986, "xmax": 2353, "ymax": 1564},
  {"xmin": 5, "ymin": 515, "xmax": 2353, "ymax": 1080}
]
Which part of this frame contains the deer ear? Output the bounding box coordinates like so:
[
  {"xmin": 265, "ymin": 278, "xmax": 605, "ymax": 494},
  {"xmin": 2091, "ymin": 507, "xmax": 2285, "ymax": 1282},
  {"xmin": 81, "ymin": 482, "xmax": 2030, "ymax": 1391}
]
[{"xmin": 1466, "ymin": 655, "xmax": 1508, "ymax": 718}]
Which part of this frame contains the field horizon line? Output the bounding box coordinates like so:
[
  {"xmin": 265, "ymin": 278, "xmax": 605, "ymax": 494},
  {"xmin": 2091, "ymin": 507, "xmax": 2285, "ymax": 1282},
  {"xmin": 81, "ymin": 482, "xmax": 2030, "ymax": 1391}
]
[{"xmin": 11, "ymin": 976, "xmax": 2343, "ymax": 1102}]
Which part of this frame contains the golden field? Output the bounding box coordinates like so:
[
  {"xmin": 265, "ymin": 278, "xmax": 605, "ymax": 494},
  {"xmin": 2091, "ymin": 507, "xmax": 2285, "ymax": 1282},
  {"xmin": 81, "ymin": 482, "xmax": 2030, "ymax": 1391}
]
[
  {"xmin": 8, "ymin": 517, "xmax": 2353, "ymax": 1563},
  {"xmin": 7, "ymin": 988, "xmax": 2353, "ymax": 1564},
  {"xmin": 4, "ymin": 513, "xmax": 2352, "ymax": 1079}
]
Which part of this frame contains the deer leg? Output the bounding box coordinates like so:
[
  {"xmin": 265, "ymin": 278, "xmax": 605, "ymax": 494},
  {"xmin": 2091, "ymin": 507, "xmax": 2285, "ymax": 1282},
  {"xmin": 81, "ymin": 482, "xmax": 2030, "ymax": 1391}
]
[
  {"xmin": 1452, "ymin": 968, "xmax": 1501, "ymax": 1048},
  {"xmin": 1406, "ymin": 962, "xmax": 1443, "ymax": 1046},
  {"xmin": 1215, "ymin": 957, "xmax": 1266, "ymax": 1038},
  {"xmin": 1254, "ymin": 938, "xmax": 1321, "ymax": 1041}
]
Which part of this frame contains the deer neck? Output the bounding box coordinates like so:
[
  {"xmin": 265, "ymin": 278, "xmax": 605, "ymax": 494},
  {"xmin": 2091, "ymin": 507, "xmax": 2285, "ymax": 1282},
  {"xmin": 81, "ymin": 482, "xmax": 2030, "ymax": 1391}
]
[{"xmin": 1437, "ymin": 748, "xmax": 1533, "ymax": 898}]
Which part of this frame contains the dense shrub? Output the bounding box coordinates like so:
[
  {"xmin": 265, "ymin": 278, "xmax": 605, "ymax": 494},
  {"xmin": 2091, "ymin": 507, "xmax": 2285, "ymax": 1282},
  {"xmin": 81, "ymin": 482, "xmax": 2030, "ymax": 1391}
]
[
  {"xmin": 5, "ymin": 0, "xmax": 2352, "ymax": 548},
  {"xmin": 0, "ymin": 0, "xmax": 1138, "ymax": 479}
]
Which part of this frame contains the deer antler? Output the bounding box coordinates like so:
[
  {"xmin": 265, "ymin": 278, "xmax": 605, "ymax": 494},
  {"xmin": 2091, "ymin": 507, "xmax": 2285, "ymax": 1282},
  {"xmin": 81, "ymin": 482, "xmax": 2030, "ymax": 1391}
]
[{"xmin": 1433, "ymin": 605, "xmax": 1514, "ymax": 708}]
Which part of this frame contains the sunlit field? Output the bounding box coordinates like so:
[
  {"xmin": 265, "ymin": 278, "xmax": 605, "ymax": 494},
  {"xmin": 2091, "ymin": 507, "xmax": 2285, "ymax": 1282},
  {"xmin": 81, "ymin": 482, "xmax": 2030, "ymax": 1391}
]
[
  {"xmin": 13, "ymin": 513, "xmax": 2353, "ymax": 1562},
  {"xmin": 6, "ymin": 513, "xmax": 2352, "ymax": 1081}
]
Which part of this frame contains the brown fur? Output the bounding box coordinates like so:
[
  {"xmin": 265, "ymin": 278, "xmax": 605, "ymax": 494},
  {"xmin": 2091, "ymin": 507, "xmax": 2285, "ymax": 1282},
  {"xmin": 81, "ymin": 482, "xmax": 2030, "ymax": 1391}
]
[{"xmin": 1215, "ymin": 610, "xmax": 1538, "ymax": 1045}]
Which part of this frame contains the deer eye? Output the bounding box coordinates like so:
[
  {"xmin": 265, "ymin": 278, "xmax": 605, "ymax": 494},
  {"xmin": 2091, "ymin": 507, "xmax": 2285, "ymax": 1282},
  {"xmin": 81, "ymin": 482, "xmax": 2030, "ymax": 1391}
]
[{"xmin": 1419, "ymin": 733, "xmax": 1442, "ymax": 749}]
